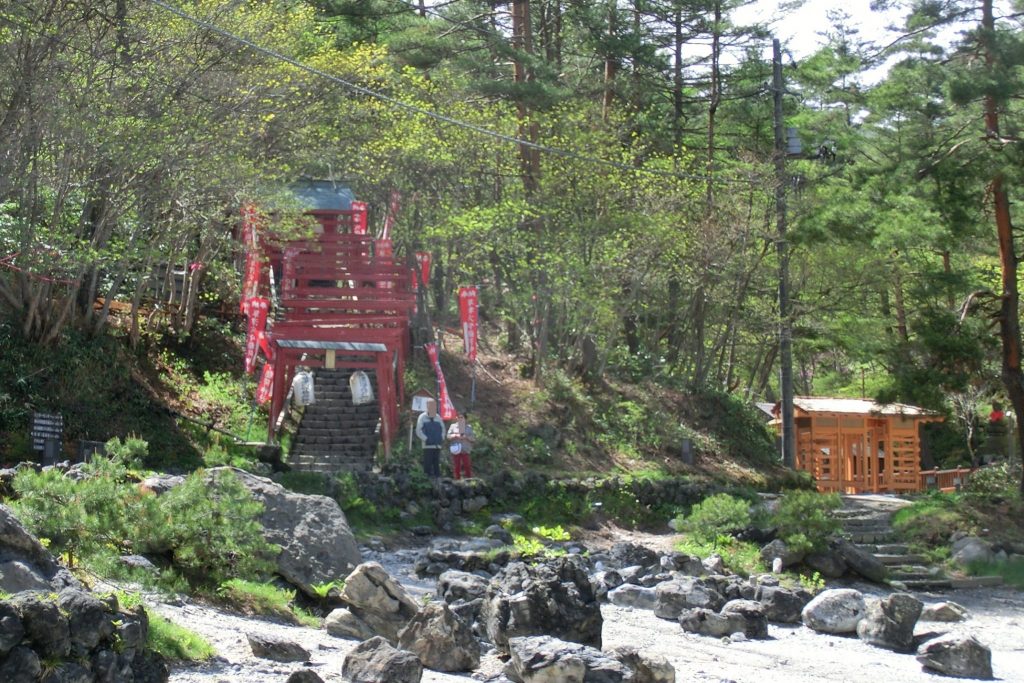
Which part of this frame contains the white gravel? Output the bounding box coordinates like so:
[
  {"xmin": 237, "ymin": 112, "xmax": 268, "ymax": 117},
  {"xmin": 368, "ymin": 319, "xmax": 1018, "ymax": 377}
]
[{"xmin": 159, "ymin": 541, "xmax": 1024, "ymax": 683}]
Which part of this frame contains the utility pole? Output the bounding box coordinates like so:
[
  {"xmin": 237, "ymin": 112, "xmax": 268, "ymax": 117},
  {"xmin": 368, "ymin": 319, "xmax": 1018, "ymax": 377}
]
[{"xmin": 772, "ymin": 38, "xmax": 795, "ymax": 469}]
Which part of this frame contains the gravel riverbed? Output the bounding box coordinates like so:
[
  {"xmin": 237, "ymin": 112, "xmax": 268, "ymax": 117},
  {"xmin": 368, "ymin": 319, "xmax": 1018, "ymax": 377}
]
[{"xmin": 159, "ymin": 538, "xmax": 1024, "ymax": 683}]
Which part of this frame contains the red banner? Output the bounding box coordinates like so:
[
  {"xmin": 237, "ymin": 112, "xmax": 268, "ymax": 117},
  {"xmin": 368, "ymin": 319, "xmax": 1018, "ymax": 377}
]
[
  {"xmin": 412, "ymin": 251, "xmax": 432, "ymax": 290},
  {"xmin": 458, "ymin": 286, "xmax": 479, "ymax": 362},
  {"xmin": 376, "ymin": 239, "xmax": 393, "ymax": 259},
  {"xmin": 255, "ymin": 362, "xmax": 274, "ymax": 404},
  {"xmin": 257, "ymin": 328, "xmax": 273, "ymax": 362},
  {"xmin": 244, "ymin": 297, "xmax": 269, "ymax": 374},
  {"xmin": 381, "ymin": 189, "xmax": 401, "ymax": 240},
  {"xmin": 351, "ymin": 200, "xmax": 368, "ymax": 235},
  {"xmin": 424, "ymin": 342, "xmax": 457, "ymax": 420}
]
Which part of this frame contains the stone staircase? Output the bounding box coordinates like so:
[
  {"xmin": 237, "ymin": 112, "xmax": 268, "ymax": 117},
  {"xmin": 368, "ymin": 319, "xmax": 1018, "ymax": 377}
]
[
  {"xmin": 837, "ymin": 495, "xmax": 1003, "ymax": 591},
  {"xmin": 286, "ymin": 368, "xmax": 380, "ymax": 473}
]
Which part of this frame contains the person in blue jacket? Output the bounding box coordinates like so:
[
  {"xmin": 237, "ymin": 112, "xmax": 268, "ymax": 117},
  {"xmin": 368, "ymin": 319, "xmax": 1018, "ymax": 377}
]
[{"xmin": 415, "ymin": 398, "xmax": 445, "ymax": 481}]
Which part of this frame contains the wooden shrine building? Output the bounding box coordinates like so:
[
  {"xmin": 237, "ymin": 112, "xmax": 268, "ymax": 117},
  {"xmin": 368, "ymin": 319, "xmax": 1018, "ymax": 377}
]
[{"xmin": 773, "ymin": 397, "xmax": 942, "ymax": 494}]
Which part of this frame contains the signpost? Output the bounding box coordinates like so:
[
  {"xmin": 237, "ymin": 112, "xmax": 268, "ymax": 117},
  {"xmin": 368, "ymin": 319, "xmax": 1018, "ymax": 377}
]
[{"xmin": 30, "ymin": 412, "xmax": 63, "ymax": 465}]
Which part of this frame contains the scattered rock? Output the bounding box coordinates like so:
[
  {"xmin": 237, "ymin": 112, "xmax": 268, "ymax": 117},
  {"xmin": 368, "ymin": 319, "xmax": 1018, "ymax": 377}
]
[
  {"xmin": 607, "ymin": 542, "xmax": 660, "ymax": 571},
  {"xmin": 437, "ymin": 570, "xmax": 489, "ymax": 604},
  {"xmin": 341, "ymin": 636, "xmax": 422, "ymax": 683},
  {"xmin": 801, "ymin": 588, "xmax": 866, "ymax": 634},
  {"xmin": 920, "ymin": 601, "xmax": 969, "ymax": 623},
  {"xmin": 856, "ymin": 593, "xmax": 922, "ymax": 652},
  {"xmin": 755, "ymin": 585, "xmax": 810, "ymax": 624},
  {"xmin": 720, "ymin": 599, "xmax": 768, "ymax": 639},
  {"xmin": 608, "ymin": 584, "xmax": 659, "ymax": 611},
  {"xmin": 481, "ymin": 556, "xmax": 602, "ymax": 652},
  {"xmin": 654, "ymin": 577, "xmax": 725, "ymax": 620},
  {"xmin": 660, "ymin": 552, "xmax": 705, "ymax": 576},
  {"xmin": 702, "ymin": 554, "xmax": 725, "ymax": 575},
  {"xmin": 606, "ymin": 645, "xmax": 676, "ymax": 683},
  {"xmin": 339, "ymin": 562, "xmax": 421, "ymax": 643},
  {"xmin": 485, "ymin": 524, "xmax": 514, "ymax": 545},
  {"xmin": 916, "ymin": 634, "xmax": 993, "ymax": 679},
  {"xmin": 678, "ymin": 608, "xmax": 747, "ymax": 638},
  {"xmin": 324, "ymin": 608, "xmax": 375, "ymax": 641},
  {"xmin": 286, "ymin": 670, "xmax": 324, "ymax": 683},
  {"xmin": 397, "ymin": 602, "xmax": 479, "ymax": 672},
  {"xmin": 139, "ymin": 474, "xmax": 184, "ymax": 495},
  {"xmin": 507, "ymin": 635, "xmax": 631, "ymax": 683},
  {"xmin": 245, "ymin": 632, "xmax": 310, "ymax": 662},
  {"xmin": 832, "ymin": 539, "xmax": 887, "ymax": 583}
]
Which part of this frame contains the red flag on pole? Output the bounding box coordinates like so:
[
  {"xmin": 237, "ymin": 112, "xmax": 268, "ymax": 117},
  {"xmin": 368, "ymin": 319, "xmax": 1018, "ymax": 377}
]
[
  {"xmin": 255, "ymin": 362, "xmax": 275, "ymax": 404},
  {"xmin": 351, "ymin": 200, "xmax": 368, "ymax": 235},
  {"xmin": 458, "ymin": 286, "xmax": 479, "ymax": 362},
  {"xmin": 240, "ymin": 204, "xmax": 261, "ymax": 311},
  {"xmin": 424, "ymin": 342, "xmax": 457, "ymax": 420}
]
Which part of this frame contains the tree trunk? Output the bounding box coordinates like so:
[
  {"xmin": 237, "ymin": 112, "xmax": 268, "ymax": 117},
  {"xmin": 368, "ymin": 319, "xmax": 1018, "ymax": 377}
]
[
  {"xmin": 981, "ymin": 0, "xmax": 1024, "ymax": 494},
  {"xmin": 705, "ymin": 2, "xmax": 722, "ymax": 209}
]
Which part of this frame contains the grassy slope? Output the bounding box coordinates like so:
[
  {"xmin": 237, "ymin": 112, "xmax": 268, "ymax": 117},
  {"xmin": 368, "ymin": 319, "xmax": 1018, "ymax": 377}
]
[{"xmin": 1, "ymin": 318, "xmax": 785, "ymax": 486}]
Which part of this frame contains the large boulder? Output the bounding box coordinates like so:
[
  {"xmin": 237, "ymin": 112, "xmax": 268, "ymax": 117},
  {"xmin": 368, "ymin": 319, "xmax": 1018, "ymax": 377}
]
[
  {"xmin": 801, "ymin": 588, "xmax": 866, "ymax": 634},
  {"xmin": 607, "ymin": 542, "xmax": 660, "ymax": 571},
  {"xmin": 803, "ymin": 549, "xmax": 848, "ymax": 578},
  {"xmin": 950, "ymin": 537, "xmax": 994, "ymax": 568},
  {"xmin": 339, "ymin": 562, "xmax": 421, "ymax": 643},
  {"xmin": 755, "ymin": 585, "xmax": 810, "ymax": 624},
  {"xmin": 58, "ymin": 589, "xmax": 114, "ymax": 656},
  {"xmin": 759, "ymin": 539, "xmax": 805, "ymax": 569},
  {"xmin": 720, "ymin": 599, "xmax": 768, "ymax": 639},
  {"xmin": 0, "ymin": 646, "xmax": 41, "ymax": 683},
  {"xmin": 916, "ymin": 634, "xmax": 993, "ymax": 680},
  {"xmin": 397, "ymin": 602, "xmax": 479, "ymax": 672},
  {"xmin": 0, "ymin": 505, "xmax": 81, "ymax": 594},
  {"xmin": 481, "ymin": 556, "xmax": 602, "ymax": 652},
  {"xmin": 207, "ymin": 468, "xmax": 361, "ymax": 597},
  {"xmin": 0, "ymin": 602, "xmax": 25, "ymax": 656},
  {"xmin": 856, "ymin": 593, "xmax": 922, "ymax": 652},
  {"xmin": 341, "ymin": 636, "xmax": 422, "ymax": 683},
  {"xmin": 654, "ymin": 577, "xmax": 724, "ymax": 620},
  {"xmin": 832, "ymin": 539, "xmax": 887, "ymax": 583},
  {"xmin": 11, "ymin": 592, "xmax": 71, "ymax": 659},
  {"xmin": 506, "ymin": 635, "xmax": 631, "ymax": 683}
]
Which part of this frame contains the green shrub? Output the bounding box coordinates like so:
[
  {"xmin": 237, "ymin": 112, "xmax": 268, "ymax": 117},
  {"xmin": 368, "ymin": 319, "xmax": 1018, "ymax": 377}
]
[
  {"xmin": 675, "ymin": 537, "xmax": 765, "ymax": 576},
  {"xmin": 673, "ymin": 493, "xmax": 751, "ymax": 547},
  {"xmin": 965, "ymin": 557, "xmax": 1024, "ymax": 589},
  {"xmin": 963, "ymin": 462, "xmax": 1022, "ymax": 503},
  {"xmin": 145, "ymin": 469, "xmax": 278, "ymax": 587},
  {"xmin": 891, "ymin": 491, "xmax": 970, "ymax": 549},
  {"xmin": 11, "ymin": 444, "xmax": 276, "ymax": 588},
  {"xmin": 771, "ymin": 490, "xmax": 841, "ymax": 555}
]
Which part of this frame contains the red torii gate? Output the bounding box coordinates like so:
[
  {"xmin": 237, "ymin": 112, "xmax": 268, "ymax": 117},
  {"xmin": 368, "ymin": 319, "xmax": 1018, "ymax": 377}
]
[{"xmin": 261, "ymin": 214, "xmax": 415, "ymax": 457}]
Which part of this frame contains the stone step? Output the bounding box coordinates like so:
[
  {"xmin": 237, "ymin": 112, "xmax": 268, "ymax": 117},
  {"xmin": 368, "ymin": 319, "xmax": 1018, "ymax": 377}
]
[
  {"xmin": 847, "ymin": 531, "xmax": 898, "ymax": 543},
  {"xmin": 892, "ymin": 578, "xmax": 954, "ymax": 591},
  {"xmin": 950, "ymin": 576, "xmax": 1004, "ymax": 589},
  {"xmin": 875, "ymin": 554, "xmax": 929, "ymax": 566},
  {"xmin": 890, "ymin": 568, "xmax": 945, "ymax": 581}
]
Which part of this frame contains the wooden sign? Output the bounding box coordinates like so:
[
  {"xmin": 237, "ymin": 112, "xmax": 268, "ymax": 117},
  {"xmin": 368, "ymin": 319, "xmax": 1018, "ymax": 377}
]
[
  {"xmin": 30, "ymin": 412, "xmax": 63, "ymax": 452},
  {"xmin": 411, "ymin": 389, "xmax": 434, "ymax": 413}
]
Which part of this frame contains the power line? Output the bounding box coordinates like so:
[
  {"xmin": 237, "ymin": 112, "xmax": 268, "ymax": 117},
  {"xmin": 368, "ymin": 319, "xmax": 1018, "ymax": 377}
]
[{"xmin": 148, "ymin": 0, "xmax": 756, "ymax": 186}]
